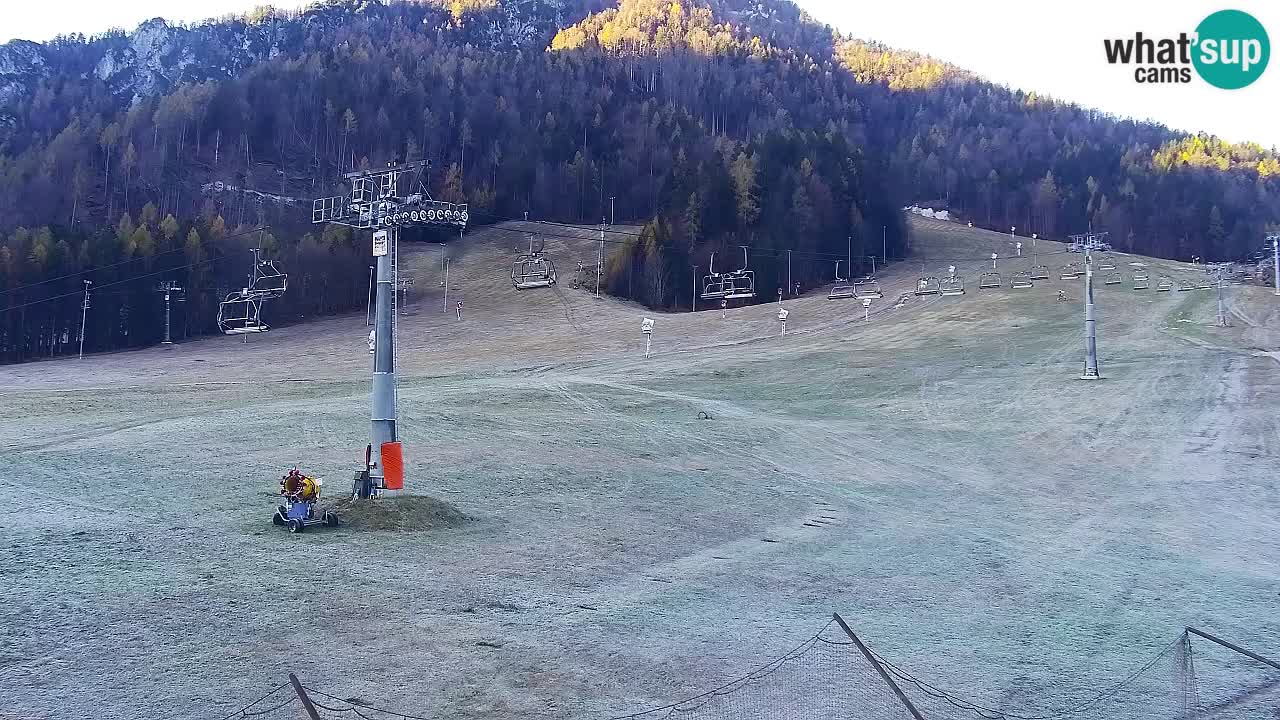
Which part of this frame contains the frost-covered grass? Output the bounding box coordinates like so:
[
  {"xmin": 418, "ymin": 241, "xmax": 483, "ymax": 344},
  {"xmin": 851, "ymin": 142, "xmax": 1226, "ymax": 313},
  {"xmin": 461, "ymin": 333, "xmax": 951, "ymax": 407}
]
[{"xmin": 2, "ymin": 219, "xmax": 1276, "ymax": 720}]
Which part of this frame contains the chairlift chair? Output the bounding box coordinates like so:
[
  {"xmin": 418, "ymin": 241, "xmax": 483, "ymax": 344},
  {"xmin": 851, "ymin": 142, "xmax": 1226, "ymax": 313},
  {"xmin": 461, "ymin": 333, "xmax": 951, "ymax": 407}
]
[
  {"xmin": 512, "ymin": 235, "xmax": 557, "ymax": 289},
  {"xmin": 1156, "ymin": 277, "xmax": 1174, "ymax": 292},
  {"xmin": 939, "ymin": 275, "xmax": 965, "ymax": 296},
  {"xmin": 722, "ymin": 246, "xmax": 757, "ymax": 300},
  {"xmin": 512, "ymin": 255, "xmax": 557, "ymax": 289},
  {"xmin": 723, "ymin": 272, "xmax": 757, "ymax": 300},
  {"xmin": 701, "ymin": 273, "xmax": 728, "ymax": 300},
  {"xmin": 248, "ymin": 249, "xmax": 287, "ymax": 299},
  {"xmin": 1098, "ymin": 257, "xmax": 1117, "ymax": 271},
  {"xmin": 1010, "ymin": 271, "xmax": 1034, "ymax": 289},
  {"xmin": 700, "ymin": 252, "xmax": 735, "ymax": 301},
  {"xmin": 914, "ymin": 276, "xmax": 941, "ymax": 296},
  {"xmin": 218, "ymin": 291, "xmax": 268, "ymax": 334},
  {"xmin": 1178, "ymin": 278, "xmax": 1196, "ymax": 292},
  {"xmin": 1132, "ymin": 274, "xmax": 1150, "ymax": 290},
  {"xmin": 853, "ymin": 276, "xmax": 882, "ymax": 299},
  {"xmin": 827, "ymin": 260, "xmax": 855, "ymax": 300},
  {"xmin": 978, "ymin": 272, "xmax": 1002, "ymax": 289},
  {"xmin": 1196, "ymin": 278, "xmax": 1213, "ymax": 290},
  {"xmin": 1103, "ymin": 273, "xmax": 1123, "ymax": 285},
  {"xmin": 1060, "ymin": 264, "xmax": 1082, "ymax": 280},
  {"xmin": 1029, "ymin": 264, "xmax": 1050, "ymax": 280}
]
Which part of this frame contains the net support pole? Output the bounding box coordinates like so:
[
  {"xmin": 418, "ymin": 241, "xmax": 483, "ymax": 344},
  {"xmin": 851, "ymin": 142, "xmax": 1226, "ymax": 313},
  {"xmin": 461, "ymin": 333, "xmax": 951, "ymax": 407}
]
[
  {"xmin": 1186, "ymin": 627, "xmax": 1280, "ymax": 670},
  {"xmin": 289, "ymin": 674, "xmax": 322, "ymax": 720},
  {"xmin": 832, "ymin": 613, "xmax": 926, "ymax": 720}
]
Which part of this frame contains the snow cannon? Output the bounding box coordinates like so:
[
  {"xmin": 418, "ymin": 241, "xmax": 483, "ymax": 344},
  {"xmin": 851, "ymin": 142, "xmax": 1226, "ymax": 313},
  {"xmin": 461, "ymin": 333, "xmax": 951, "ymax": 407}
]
[{"xmin": 272, "ymin": 467, "xmax": 339, "ymax": 533}]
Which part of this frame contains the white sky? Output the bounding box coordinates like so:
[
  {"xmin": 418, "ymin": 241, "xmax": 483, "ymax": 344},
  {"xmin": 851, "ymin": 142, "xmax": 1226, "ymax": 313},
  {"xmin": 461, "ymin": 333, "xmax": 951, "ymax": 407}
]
[
  {"xmin": 3, "ymin": 0, "xmax": 1277, "ymax": 148},
  {"xmin": 0, "ymin": 0, "xmax": 294, "ymax": 42},
  {"xmin": 796, "ymin": 0, "xmax": 1279, "ymax": 148}
]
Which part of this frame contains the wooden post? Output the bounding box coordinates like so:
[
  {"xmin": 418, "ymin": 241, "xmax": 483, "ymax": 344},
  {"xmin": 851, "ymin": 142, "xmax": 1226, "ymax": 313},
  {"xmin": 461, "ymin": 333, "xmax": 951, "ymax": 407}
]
[
  {"xmin": 832, "ymin": 613, "xmax": 926, "ymax": 720},
  {"xmin": 289, "ymin": 673, "xmax": 322, "ymax": 720}
]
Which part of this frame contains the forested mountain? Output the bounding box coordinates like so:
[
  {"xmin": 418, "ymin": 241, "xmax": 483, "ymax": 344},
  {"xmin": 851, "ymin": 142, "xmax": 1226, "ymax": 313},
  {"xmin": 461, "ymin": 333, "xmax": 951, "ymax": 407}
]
[{"xmin": 0, "ymin": 0, "xmax": 1277, "ymax": 363}]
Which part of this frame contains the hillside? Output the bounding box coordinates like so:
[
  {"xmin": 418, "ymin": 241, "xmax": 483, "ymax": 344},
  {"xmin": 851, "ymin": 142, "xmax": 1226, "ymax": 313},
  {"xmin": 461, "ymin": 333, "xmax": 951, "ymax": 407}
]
[
  {"xmin": 1, "ymin": 0, "xmax": 1279, "ymax": 364},
  {"xmin": 3, "ymin": 215, "xmax": 1277, "ymax": 719}
]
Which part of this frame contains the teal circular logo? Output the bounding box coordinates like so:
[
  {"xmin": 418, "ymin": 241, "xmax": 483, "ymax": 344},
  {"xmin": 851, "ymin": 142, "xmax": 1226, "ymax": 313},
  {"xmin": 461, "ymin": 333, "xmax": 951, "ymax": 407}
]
[{"xmin": 1193, "ymin": 10, "xmax": 1270, "ymax": 89}]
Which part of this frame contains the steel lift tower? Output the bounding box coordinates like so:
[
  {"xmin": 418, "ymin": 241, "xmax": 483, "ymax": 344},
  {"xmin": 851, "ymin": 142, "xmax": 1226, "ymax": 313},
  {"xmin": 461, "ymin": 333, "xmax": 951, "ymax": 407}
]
[{"xmin": 313, "ymin": 160, "xmax": 468, "ymax": 496}]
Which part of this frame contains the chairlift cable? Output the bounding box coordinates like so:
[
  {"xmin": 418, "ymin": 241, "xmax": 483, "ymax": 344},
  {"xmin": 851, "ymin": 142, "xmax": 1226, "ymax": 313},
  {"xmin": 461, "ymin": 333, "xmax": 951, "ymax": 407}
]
[
  {"xmin": 0, "ymin": 225, "xmax": 269, "ymax": 298},
  {"xmin": 0, "ymin": 254, "xmax": 223, "ymax": 313},
  {"xmin": 0, "ymin": 225, "xmax": 272, "ymax": 312}
]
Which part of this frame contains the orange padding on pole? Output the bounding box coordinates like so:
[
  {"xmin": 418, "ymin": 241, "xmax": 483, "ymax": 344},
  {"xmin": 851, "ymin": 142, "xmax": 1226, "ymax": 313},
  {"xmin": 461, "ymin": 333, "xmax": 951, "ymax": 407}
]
[{"xmin": 381, "ymin": 442, "xmax": 404, "ymax": 490}]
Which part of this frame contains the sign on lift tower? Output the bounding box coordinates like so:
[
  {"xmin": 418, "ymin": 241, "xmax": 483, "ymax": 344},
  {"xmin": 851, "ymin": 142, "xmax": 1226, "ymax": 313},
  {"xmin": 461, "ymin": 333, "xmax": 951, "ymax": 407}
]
[{"xmin": 312, "ymin": 160, "xmax": 469, "ymax": 496}]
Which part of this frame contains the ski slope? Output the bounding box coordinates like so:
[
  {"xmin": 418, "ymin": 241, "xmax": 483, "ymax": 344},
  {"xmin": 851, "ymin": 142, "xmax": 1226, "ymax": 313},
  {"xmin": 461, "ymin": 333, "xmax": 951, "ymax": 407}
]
[{"xmin": 1, "ymin": 217, "xmax": 1277, "ymax": 720}]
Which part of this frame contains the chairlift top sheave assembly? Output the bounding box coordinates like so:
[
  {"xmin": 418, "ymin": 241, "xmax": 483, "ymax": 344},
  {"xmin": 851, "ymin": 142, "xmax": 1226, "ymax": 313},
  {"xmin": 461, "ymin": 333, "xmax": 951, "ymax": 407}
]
[{"xmin": 312, "ymin": 160, "xmax": 469, "ymax": 231}]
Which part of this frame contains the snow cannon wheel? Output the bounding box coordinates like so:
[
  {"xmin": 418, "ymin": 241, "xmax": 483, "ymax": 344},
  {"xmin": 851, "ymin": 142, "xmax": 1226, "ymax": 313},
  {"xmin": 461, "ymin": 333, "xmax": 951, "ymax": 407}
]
[
  {"xmin": 288, "ymin": 518, "xmax": 304, "ymax": 534},
  {"xmin": 272, "ymin": 511, "xmax": 286, "ymax": 527},
  {"xmin": 324, "ymin": 512, "xmax": 340, "ymax": 527}
]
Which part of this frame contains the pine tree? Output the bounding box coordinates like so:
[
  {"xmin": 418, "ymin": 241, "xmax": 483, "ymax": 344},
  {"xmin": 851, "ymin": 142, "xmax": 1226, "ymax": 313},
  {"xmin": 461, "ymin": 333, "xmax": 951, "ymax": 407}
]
[
  {"xmin": 730, "ymin": 152, "xmax": 760, "ymax": 229},
  {"xmin": 1207, "ymin": 205, "xmax": 1226, "ymax": 252}
]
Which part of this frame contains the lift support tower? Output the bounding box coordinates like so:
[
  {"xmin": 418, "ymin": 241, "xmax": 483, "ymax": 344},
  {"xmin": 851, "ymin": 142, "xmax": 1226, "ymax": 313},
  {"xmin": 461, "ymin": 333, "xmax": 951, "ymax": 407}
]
[{"xmin": 312, "ymin": 160, "xmax": 468, "ymax": 495}]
